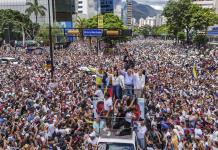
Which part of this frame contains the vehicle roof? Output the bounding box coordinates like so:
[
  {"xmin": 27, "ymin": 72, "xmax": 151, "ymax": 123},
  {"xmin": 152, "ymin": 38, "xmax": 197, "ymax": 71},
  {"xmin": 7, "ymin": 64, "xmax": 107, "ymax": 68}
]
[
  {"xmin": 0, "ymin": 57, "xmax": 16, "ymax": 60},
  {"xmin": 98, "ymin": 137, "xmax": 135, "ymax": 144},
  {"xmin": 98, "ymin": 132, "xmax": 136, "ymax": 144}
]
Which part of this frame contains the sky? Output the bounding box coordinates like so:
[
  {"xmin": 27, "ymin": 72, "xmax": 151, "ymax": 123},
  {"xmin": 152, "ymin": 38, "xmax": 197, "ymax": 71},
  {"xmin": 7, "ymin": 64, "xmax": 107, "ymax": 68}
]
[
  {"xmin": 136, "ymin": 0, "xmax": 168, "ymax": 10},
  {"xmin": 0, "ymin": 0, "xmax": 167, "ymax": 11}
]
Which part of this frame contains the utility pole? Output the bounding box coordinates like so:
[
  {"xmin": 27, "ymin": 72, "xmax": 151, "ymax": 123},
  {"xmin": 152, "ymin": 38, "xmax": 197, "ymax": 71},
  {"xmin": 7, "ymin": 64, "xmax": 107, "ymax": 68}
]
[
  {"xmin": 97, "ymin": 0, "xmax": 99, "ymax": 54},
  {"xmin": 48, "ymin": 0, "xmax": 54, "ymax": 79}
]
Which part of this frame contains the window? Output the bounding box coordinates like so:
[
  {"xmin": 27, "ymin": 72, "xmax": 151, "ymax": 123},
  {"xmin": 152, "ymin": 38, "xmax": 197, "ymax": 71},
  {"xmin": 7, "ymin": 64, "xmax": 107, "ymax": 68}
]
[
  {"xmin": 78, "ymin": 1, "xmax": 83, "ymax": 4},
  {"xmin": 78, "ymin": 6, "xmax": 83, "ymax": 8},
  {"xmin": 78, "ymin": 10, "xmax": 83, "ymax": 13}
]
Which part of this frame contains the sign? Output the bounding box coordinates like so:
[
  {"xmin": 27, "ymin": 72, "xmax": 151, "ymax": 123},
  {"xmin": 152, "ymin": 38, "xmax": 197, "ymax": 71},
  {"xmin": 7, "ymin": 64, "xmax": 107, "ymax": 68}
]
[
  {"xmin": 106, "ymin": 30, "xmax": 119, "ymax": 36},
  {"xmin": 98, "ymin": 15, "xmax": 104, "ymax": 28},
  {"xmin": 68, "ymin": 29, "xmax": 80, "ymax": 36},
  {"xmin": 122, "ymin": 29, "xmax": 133, "ymax": 36},
  {"xmin": 83, "ymin": 29, "xmax": 103, "ymax": 37},
  {"xmin": 137, "ymin": 98, "xmax": 145, "ymax": 119}
]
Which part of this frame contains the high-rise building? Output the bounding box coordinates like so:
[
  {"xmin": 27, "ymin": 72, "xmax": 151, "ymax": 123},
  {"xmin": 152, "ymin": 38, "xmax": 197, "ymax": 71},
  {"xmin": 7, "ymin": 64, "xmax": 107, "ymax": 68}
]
[
  {"xmin": 100, "ymin": 0, "xmax": 114, "ymax": 14},
  {"xmin": 126, "ymin": 0, "xmax": 133, "ymax": 27}
]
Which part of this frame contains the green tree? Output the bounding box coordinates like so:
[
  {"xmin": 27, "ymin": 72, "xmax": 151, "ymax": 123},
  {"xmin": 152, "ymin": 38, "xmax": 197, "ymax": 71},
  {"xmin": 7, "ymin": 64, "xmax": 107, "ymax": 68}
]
[
  {"xmin": 192, "ymin": 7, "xmax": 218, "ymax": 32},
  {"xmin": 164, "ymin": 0, "xmax": 218, "ymax": 44},
  {"xmin": 139, "ymin": 25, "xmax": 152, "ymax": 37},
  {"xmin": 25, "ymin": 0, "xmax": 47, "ymax": 23},
  {"xmin": 0, "ymin": 9, "xmax": 39, "ymax": 41},
  {"xmin": 35, "ymin": 25, "xmax": 65, "ymax": 45},
  {"xmin": 86, "ymin": 13, "xmax": 125, "ymax": 29},
  {"xmin": 163, "ymin": 0, "xmax": 183, "ymax": 40},
  {"xmin": 193, "ymin": 34, "xmax": 208, "ymax": 49}
]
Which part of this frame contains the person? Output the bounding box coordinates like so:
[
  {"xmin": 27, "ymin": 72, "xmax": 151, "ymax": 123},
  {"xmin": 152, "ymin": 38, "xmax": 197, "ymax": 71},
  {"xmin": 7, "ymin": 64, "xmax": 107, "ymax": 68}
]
[
  {"xmin": 120, "ymin": 69, "xmax": 134, "ymax": 96},
  {"xmin": 94, "ymin": 85, "xmax": 104, "ymax": 100},
  {"xmin": 93, "ymin": 117, "xmax": 105, "ymax": 134},
  {"xmin": 136, "ymin": 121, "xmax": 147, "ymax": 150},
  {"xmin": 103, "ymin": 93, "xmax": 113, "ymax": 135},
  {"xmin": 112, "ymin": 69, "xmax": 124, "ymax": 100},
  {"xmin": 133, "ymin": 68, "xmax": 145, "ymax": 98},
  {"xmin": 145, "ymin": 125, "xmax": 162, "ymax": 150}
]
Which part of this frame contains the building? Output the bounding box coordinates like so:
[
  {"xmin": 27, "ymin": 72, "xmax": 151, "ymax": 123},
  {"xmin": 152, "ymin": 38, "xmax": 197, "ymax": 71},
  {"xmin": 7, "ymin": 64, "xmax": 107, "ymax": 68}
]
[
  {"xmin": 138, "ymin": 15, "xmax": 166, "ymax": 27},
  {"xmin": 193, "ymin": 0, "xmax": 214, "ymax": 8},
  {"xmin": 126, "ymin": 0, "xmax": 133, "ymax": 26},
  {"xmin": 193, "ymin": 0, "xmax": 218, "ymax": 13},
  {"xmin": 75, "ymin": 0, "xmax": 129, "ymax": 26},
  {"xmin": 145, "ymin": 17, "xmax": 156, "ymax": 27},
  {"xmin": 100, "ymin": 0, "xmax": 114, "ymax": 14},
  {"xmin": 0, "ymin": 0, "xmax": 75, "ymax": 25}
]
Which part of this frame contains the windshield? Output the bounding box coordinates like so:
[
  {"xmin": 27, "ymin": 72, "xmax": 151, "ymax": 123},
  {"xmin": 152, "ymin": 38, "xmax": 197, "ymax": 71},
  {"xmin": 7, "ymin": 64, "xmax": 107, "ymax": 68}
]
[{"xmin": 98, "ymin": 142, "xmax": 135, "ymax": 150}]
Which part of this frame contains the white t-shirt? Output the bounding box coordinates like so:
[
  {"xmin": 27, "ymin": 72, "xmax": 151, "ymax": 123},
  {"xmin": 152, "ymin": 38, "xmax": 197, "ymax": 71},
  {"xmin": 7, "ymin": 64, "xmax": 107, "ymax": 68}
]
[
  {"xmin": 95, "ymin": 89, "xmax": 104, "ymax": 99},
  {"xmin": 137, "ymin": 125, "xmax": 147, "ymax": 139},
  {"xmin": 104, "ymin": 97, "xmax": 112, "ymax": 111}
]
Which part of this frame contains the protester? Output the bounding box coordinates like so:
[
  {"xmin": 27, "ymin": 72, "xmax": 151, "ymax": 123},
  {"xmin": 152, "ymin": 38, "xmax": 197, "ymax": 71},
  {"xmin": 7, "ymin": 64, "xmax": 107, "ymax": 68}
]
[{"xmin": 0, "ymin": 38, "xmax": 217, "ymax": 149}]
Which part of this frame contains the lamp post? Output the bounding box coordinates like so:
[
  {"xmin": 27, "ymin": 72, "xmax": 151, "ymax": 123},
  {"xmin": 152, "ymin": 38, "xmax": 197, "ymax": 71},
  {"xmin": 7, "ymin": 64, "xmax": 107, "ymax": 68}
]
[
  {"xmin": 97, "ymin": 0, "xmax": 99, "ymax": 54},
  {"xmin": 48, "ymin": 0, "xmax": 54, "ymax": 79}
]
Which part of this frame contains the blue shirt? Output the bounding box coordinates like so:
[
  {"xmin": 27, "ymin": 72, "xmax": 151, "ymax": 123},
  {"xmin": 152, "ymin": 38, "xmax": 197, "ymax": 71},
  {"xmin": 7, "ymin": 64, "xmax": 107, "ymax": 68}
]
[
  {"xmin": 124, "ymin": 72, "xmax": 134, "ymax": 85},
  {"xmin": 93, "ymin": 120, "xmax": 105, "ymax": 134}
]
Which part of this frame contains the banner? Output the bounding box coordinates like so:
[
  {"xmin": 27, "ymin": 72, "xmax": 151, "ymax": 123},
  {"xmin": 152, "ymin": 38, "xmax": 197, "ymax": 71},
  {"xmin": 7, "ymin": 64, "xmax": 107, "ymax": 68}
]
[
  {"xmin": 137, "ymin": 98, "xmax": 145, "ymax": 119},
  {"xmin": 192, "ymin": 63, "xmax": 198, "ymax": 79},
  {"xmin": 98, "ymin": 15, "xmax": 104, "ymax": 28}
]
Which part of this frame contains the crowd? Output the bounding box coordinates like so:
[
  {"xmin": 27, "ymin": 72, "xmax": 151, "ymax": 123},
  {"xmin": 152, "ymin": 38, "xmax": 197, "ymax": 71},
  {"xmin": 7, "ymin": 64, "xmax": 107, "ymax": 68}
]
[{"xmin": 0, "ymin": 39, "xmax": 217, "ymax": 150}]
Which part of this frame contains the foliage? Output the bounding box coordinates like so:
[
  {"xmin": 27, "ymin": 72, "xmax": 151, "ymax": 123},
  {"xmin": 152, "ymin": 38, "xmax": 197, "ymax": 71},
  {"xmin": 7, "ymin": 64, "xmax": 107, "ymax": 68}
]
[
  {"xmin": 25, "ymin": 0, "xmax": 47, "ymax": 23},
  {"xmin": 163, "ymin": 0, "xmax": 218, "ymax": 43},
  {"xmin": 177, "ymin": 32, "xmax": 186, "ymax": 42},
  {"xmin": 74, "ymin": 16, "xmax": 88, "ymax": 29},
  {"xmin": 152, "ymin": 25, "xmax": 169, "ymax": 36},
  {"xmin": 35, "ymin": 25, "xmax": 65, "ymax": 45},
  {"xmin": 138, "ymin": 25, "xmax": 152, "ymax": 37},
  {"xmin": 0, "ymin": 9, "xmax": 39, "ymax": 41},
  {"xmin": 193, "ymin": 34, "xmax": 208, "ymax": 49},
  {"xmin": 163, "ymin": 0, "xmax": 183, "ymax": 38},
  {"xmin": 86, "ymin": 13, "xmax": 125, "ymax": 29}
]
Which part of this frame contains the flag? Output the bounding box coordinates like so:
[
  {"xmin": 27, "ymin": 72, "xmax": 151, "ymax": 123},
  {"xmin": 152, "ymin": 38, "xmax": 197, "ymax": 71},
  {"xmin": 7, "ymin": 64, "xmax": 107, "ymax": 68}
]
[{"xmin": 193, "ymin": 63, "xmax": 198, "ymax": 79}]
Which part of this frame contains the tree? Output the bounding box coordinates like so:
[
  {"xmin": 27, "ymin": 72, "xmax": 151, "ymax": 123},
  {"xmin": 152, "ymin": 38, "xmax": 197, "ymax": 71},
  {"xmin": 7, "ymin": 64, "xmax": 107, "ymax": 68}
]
[
  {"xmin": 25, "ymin": 0, "xmax": 47, "ymax": 23},
  {"xmin": 138, "ymin": 25, "xmax": 152, "ymax": 38},
  {"xmin": 163, "ymin": 0, "xmax": 183, "ymax": 40},
  {"xmin": 35, "ymin": 25, "xmax": 65, "ymax": 45},
  {"xmin": 0, "ymin": 9, "xmax": 39, "ymax": 41},
  {"xmin": 193, "ymin": 34, "xmax": 208, "ymax": 49},
  {"xmin": 192, "ymin": 7, "xmax": 218, "ymax": 32},
  {"xmin": 163, "ymin": 0, "xmax": 218, "ymax": 44},
  {"xmin": 86, "ymin": 13, "xmax": 125, "ymax": 29}
]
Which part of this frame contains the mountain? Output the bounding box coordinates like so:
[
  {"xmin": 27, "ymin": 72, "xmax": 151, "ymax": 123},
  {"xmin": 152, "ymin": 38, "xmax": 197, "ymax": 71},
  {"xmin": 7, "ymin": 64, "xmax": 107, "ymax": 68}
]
[{"xmin": 133, "ymin": 1, "xmax": 162, "ymax": 22}]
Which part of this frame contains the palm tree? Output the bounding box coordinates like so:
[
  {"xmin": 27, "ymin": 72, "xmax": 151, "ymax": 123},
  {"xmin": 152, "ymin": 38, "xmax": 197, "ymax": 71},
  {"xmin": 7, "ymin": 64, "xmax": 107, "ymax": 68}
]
[
  {"xmin": 75, "ymin": 16, "xmax": 87, "ymax": 29},
  {"xmin": 25, "ymin": 0, "xmax": 47, "ymax": 24}
]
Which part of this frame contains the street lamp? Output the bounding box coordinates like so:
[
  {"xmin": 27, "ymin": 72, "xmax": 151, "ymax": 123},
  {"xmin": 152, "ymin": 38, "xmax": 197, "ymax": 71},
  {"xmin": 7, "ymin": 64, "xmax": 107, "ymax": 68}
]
[{"xmin": 48, "ymin": 0, "xmax": 54, "ymax": 79}]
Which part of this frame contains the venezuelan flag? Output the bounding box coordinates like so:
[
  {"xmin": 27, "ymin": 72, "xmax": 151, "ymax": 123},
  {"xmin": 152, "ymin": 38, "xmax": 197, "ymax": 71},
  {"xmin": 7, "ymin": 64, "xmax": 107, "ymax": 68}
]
[{"xmin": 193, "ymin": 63, "xmax": 198, "ymax": 79}]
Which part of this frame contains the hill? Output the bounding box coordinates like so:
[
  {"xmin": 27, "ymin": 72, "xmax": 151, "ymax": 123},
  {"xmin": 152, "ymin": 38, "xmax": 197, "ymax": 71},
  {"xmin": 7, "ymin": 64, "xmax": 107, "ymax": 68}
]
[{"xmin": 133, "ymin": 1, "xmax": 161, "ymax": 22}]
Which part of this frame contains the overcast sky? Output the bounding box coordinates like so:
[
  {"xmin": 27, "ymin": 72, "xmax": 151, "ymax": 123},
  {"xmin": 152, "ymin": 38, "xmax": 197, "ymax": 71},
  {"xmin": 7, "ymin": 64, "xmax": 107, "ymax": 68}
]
[{"xmin": 136, "ymin": 0, "xmax": 168, "ymax": 10}]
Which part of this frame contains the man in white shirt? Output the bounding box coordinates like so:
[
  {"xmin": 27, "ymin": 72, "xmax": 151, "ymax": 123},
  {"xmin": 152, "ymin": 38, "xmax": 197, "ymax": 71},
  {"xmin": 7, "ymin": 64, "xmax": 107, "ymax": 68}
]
[
  {"xmin": 133, "ymin": 69, "xmax": 145, "ymax": 98},
  {"xmin": 104, "ymin": 93, "xmax": 113, "ymax": 132},
  {"xmin": 137, "ymin": 121, "xmax": 147, "ymax": 149},
  {"xmin": 94, "ymin": 85, "xmax": 104, "ymax": 100}
]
